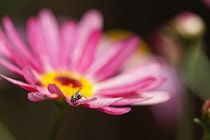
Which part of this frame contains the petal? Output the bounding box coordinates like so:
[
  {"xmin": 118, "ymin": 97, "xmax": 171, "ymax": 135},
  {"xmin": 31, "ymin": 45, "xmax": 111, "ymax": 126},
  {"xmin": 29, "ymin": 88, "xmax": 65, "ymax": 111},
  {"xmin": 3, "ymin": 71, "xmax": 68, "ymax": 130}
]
[
  {"xmin": 0, "ymin": 74, "xmax": 37, "ymax": 91},
  {"xmin": 2, "ymin": 16, "xmax": 31, "ymax": 58},
  {"xmin": 60, "ymin": 21, "xmax": 77, "ymax": 69},
  {"xmin": 0, "ymin": 36, "xmax": 10, "ymax": 58},
  {"xmin": 87, "ymin": 36, "xmax": 140, "ymax": 82},
  {"xmin": 71, "ymin": 10, "xmax": 103, "ymax": 69},
  {"xmin": 95, "ymin": 77, "xmax": 157, "ymax": 96},
  {"xmin": 83, "ymin": 97, "xmax": 122, "ymax": 108},
  {"xmin": 139, "ymin": 78, "xmax": 166, "ymax": 91},
  {"xmin": 79, "ymin": 97, "xmax": 97, "ymax": 104},
  {"xmin": 47, "ymin": 84, "xmax": 63, "ymax": 96},
  {"xmin": 0, "ymin": 57, "xmax": 23, "ymax": 76},
  {"xmin": 96, "ymin": 107, "xmax": 131, "ymax": 115},
  {"xmin": 28, "ymin": 92, "xmax": 50, "ymax": 102},
  {"xmin": 76, "ymin": 30, "xmax": 101, "ymax": 73},
  {"xmin": 0, "ymin": 28, "xmax": 27, "ymax": 68},
  {"xmin": 23, "ymin": 66, "xmax": 36, "ymax": 86},
  {"xmin": 26, "ymin": 17, "xmax": 53, "ymax": 72},
  {"xmin": 67, "ymin": 97, "xmax": 97, "ymax": 107},
  {"xmin": 96, "ymin": 61, "xmax": 162, "ymax": 89},
  {"xmin": 2, "ymin": 16, "xmax": 41, "ymax": 72},
  {"xmin": 37, "ymin": 9, "xmax": 60, "ymax": 69},
  {"xmin": 132, "ymin": 91, "xmax": 171, "ymax": 105},
  {"xmin": 80, "ymin": 9, "xmax": 103, "ymax": 31},
  {"xmin": 111, "ymin": 97, "xmax": 151, "ymax": 106},
  {"xmin": 26, "ymin": 18, "xmax": 44, "ymax": 64}
]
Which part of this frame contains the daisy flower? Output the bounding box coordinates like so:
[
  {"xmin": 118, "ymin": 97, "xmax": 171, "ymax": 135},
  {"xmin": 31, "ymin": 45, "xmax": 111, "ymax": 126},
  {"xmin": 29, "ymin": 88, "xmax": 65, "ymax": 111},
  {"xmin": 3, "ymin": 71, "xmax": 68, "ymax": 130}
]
[{"xmin": 0, "ymin": 9, "xmax": 170, "ymax": 115}]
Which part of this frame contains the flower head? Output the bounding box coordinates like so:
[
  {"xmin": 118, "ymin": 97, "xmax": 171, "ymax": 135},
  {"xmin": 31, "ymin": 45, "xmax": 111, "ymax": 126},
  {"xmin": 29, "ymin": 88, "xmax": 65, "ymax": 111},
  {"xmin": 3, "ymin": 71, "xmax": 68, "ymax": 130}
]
[
  {"xmin": 0, "ymin": 9, "xmax": 170, "ymax": 115},
  {"xmin": 202, "ymin": 99, "xmax": 210, "ymax": 120}
]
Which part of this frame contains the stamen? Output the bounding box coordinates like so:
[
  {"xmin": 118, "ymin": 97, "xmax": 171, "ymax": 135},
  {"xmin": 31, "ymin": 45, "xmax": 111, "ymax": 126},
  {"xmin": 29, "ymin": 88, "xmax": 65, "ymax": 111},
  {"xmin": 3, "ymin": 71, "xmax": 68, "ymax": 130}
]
[
  {"xmin": 41, "ymin": 71, "xmax": 93, "ymax": 98},
  {"xmin": 55, "ymin": 76, "xmax": 82, "ymax": 87}
]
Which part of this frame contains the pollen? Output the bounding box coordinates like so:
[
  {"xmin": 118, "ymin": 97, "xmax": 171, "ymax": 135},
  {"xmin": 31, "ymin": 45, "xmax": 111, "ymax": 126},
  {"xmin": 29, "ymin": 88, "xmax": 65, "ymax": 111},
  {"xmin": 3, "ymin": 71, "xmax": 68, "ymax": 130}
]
[{"xmin": 41, "ymin": 71, "xmax": 93, "ymax": 97}]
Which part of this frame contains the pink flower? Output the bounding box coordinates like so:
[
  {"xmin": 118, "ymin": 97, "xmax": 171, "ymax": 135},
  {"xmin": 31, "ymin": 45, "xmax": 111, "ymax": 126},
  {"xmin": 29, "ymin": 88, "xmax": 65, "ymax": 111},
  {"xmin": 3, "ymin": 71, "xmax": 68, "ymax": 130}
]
[
  {"xmin": 151, "ymin": 58, "xmax": 184, "ymax": 130},
  {"xmin": 202, "ymin": 0, "xmax": 210, "ymax": 9},
  {"xmin": 0, "ymin": 9, "xmax": 170, "ymax": 115}
]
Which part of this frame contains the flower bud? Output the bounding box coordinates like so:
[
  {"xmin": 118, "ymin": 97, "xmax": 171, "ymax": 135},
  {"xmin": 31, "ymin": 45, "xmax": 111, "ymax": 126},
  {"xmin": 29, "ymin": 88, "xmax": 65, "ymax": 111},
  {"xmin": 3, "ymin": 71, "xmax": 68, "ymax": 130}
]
[
  {"xmin": 172, "ymin": 11, "xmax": 206, "ymax": 39},
  {"xmin": 202, "ymin": 99, "xmax": 210, "ymax": 120}
]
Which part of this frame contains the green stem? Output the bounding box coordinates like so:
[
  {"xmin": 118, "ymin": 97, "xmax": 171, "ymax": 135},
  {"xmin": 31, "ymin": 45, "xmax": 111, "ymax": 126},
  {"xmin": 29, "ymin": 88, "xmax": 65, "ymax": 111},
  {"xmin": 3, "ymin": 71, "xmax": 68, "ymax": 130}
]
[
  {"xmin": 0, "ymin": 119, "xmax": 16, "ymax": 140},
  {"xmin": 193, "ymin": 118, "xmax": 210, "ymax": 140},
  {"xmin": 48, "ymin": 102, "xmax": 67, "ymax": 140},
  {"xmin": 176, "ymin": 90, "xmax": 194, "ymax": 140},
  {"xmin": 202, "ymin": 128, "xmax": 210, "ymax": 140}
]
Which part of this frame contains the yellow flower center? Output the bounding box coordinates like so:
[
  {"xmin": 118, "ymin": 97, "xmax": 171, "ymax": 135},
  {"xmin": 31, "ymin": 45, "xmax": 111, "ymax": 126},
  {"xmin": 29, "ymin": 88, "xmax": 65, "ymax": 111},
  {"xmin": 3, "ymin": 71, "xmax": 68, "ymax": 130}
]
[{"xmin": 41, "ymin": 71, "xmax": 93, "ymax": 98}]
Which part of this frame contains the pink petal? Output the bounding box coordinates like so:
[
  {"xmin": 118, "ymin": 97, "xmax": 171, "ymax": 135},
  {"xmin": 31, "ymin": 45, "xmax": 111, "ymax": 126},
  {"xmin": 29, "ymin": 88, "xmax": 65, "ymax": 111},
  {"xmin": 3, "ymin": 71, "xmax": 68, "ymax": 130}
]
[
  {"xmin": 111, "ymin": 97, "xmax": 151, "ymax": 106},
  {"xmin": 87, "ymin": 36, "xmax": 140, "ymax": 82},
  {"xmin": 0, "ymin": 28, "xmax": 27, "ymax": 68},
  {"xmin": 68, "ymin": 97, "xmax": 97, "ymax": 107},
  {"xmin": 132, "ymin": 91, "xmax": 171, "ymax": 105},
  {"xmin": 80, "ymin": 9, "xmax": 103, "ymax": 30},
  {"xmin": 71, "ymin": 10, "xmax": 103, "ymax": 70},
  {"xmin": 79, "ymin": 97, "xmax": 97, "ymax": 104},
  {"xmin": 26, "ymin": 17, "xmax": 52, "ymax": 72},
  {"xmin": 83, "ymin": 97, "xmax": 122, "ymax": 108},
  {"xmin": 47, "ymin": 84, "xmax": 63, "ymax": 96},
  {"xmin": 0, "ymin": 57, "xmax": 23, "ymax": 76},
  {"xmin": 23, "ymin": 66, "xmax": 36, "ymax": 86},
  {"xmin": 28, "ymin": 92, "xmax": 50, "ymax": 102},
  {"xmin": 26, "ymin": 18, "xmax": 43, "ymax": 64},
  {"xmin": 0, "ymin": 74, "xmax": 37, "ymax": 91},
  {"xmin": 37, "ymin": 9, "xmax": 60, "ymax": 69},
  {"xmin": 96, "ymin": 107, "xmax": 131, "ymax": 115},
  {"xmin": 95, "ymin": 77, "xmax": 157, "ymax": 96},
  {"xmin": 96, "ymin": 61, "xmax": 162, "ymax": 89},
  {"xmin": 60, "ymin": 21, "xmax": 77, "ymax": 69},
  {"xmin": 36, "ymin": 86, "xmax": 60, "ymax": 100},
  {"xmin": 76, "ymin": 30, "xmax": 101, "ymax": 73},
  {"xmin": 3, "ymin": 17, "xmax": 31, "ymax": 58},
  {"xmin": 139, "ymin": 78, "xmax": 166, "ymax": 91},
  {"xmin": 0, "ymin": 35, "xmax": 10, "ymax": 58},
  {"xmin": 2, "ymin": 16, "xmax": 41, "ymax": 73}
]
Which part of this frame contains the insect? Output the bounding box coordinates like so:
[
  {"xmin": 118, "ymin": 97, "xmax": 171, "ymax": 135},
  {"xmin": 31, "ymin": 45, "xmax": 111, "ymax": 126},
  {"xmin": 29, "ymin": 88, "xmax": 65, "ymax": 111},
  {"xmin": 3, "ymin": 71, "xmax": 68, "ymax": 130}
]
[{"xmin": 70, "ymin": 88, "xmax": 86, "ymax": 106}]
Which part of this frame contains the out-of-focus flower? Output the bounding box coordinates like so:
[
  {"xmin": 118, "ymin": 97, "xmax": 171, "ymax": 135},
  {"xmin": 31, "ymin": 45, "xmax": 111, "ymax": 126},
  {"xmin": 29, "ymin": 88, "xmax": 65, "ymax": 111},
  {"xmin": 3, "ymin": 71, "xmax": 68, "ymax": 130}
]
[
  {"xmin": 105, "ymin": 30, "xmax": 184, "ymax": 127},
  {"xmin": 194, "ymin": 99, "xmax": 210, "ymax": 140},
  {"xmin": 202, "ymin": 0, "xmax": 210, "ymax": 9},
  {"xmin": 0, "ymin": 9, "xmax": 170, "ymax": 115},
  {"xmin": 150, "ymin": 58, "xmax": 184, "ymax": 129},
  {"xmin": 150, "ymin": 11, "xmax": 206, "ymax": 65},
  {"xmin": 150, "ymin": 11, "xmax": 210, "ymax": 101},
  {"xmin": 150, "ymin": 25, "xmax": 184, "ymax": 65},
  {"xmin": 126, "ymin": 48, "xmax": 184, "ymax": 129},
  {"xmin": 172, "ymin": 11, "xmax": 206, "ymax": 39},
  {"xmin": 202, "ymin": 99, "xmax": 210, "ymax": 120}
]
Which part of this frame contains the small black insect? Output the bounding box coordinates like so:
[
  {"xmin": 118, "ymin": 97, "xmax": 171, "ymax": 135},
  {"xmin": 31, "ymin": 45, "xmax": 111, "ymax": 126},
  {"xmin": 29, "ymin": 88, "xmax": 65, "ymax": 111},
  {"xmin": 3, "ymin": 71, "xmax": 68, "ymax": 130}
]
[{"xmin": 70, "ymin": 88, "xmax": 86, "ymax": 105}]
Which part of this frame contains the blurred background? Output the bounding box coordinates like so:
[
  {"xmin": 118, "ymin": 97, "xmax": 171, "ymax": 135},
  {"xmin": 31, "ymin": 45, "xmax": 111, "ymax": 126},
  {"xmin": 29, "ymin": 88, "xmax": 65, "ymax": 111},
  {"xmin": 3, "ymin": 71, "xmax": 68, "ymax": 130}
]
[{"xmin": 0, "ymin": 0, "xmax": 209, "ymax": 140}]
